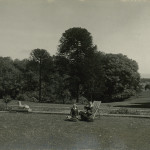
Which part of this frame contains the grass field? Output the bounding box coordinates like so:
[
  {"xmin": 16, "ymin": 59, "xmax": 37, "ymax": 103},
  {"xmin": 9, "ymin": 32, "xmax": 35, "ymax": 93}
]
[
  {"xmin": 3, "ymin": 91, "xmax": 150, "ymax": 109},
  {"xmin": 0, "ymin": 91, "xmax": 150, "ymax": 150},
  {"xmin": 0, "ymin": 113, "xmax": 150, "ymax": 150},
  {"xmin": 2, "ymin": 91, "xmax": 149, "ymax": 115}
]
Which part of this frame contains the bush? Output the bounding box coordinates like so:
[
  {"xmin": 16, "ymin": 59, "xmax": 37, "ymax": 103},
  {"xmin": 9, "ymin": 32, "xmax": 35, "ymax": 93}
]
[
  {"xmin": 63, "ymin": 98, "xmax": 75, "ymax": 104},
  {"xmin": 115, "ymin": 108, "xmax": 129, "ymax": 114},
  {"xmin": 0, "ymin": 103, "xmax": 12, "ymax": 111},
  {"xmin": 0, "ymin": 104, "xmax": 6, "ymax": 111},
  {"xmin": 16, "ymin": 91, "xmax": 39, "ymax": 102},
  {"xmin": 109, "ymin": 108, "xmax": 140, "ymax": 115},
  {"xmin": 16, "ymin": 93, "xmax": 29, "ymax": 101},
  {"xmin": 3, "ymin": 95, "xmax": 12, "ymax": 110},
  {"xmin": 78, "ymin": 96, "xmax": 88, "ymax": 104},
  {"xmin": 41, "ymin": 95, "xmax": 55, "ymax": 103},
  {"xmin": 111, "ymin": 89, "xmax": 136, "ymax": 101}
]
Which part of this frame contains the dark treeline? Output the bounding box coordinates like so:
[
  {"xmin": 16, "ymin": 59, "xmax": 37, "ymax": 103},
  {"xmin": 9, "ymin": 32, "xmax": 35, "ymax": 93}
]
[{"xmin": 0, "ymin": 27, "xmax": 140, "ymax": 103}]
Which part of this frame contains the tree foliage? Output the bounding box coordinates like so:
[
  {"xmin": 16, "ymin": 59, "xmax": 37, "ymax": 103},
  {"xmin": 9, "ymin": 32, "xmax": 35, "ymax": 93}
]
[
  {"xmin": 58, "ymin": 27, "xmax": 101, "ymax": 102},
  {"xmin": 102, "ymin": 53, "xmax": 140, "ymax": 101},
  {"xmin": 29, "ymin": 49, "xmax": 52, "ymax": 102},
  {"xmin": 0, "ymin": 57, "xmax": 21, "ymax": 99},
  {"xmin": 0, "ymin": 27, "xmax": 141, "ymax": 103}
]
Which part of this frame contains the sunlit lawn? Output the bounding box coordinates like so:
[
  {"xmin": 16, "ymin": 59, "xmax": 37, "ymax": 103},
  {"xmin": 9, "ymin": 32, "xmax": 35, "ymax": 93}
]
[
  {"xmin": 1, "ymin": 91, "xmax": 149, "ymax": 112},
  {"xmin": 1, "ymin": 91, "xmax": 150, "ymax": 114},
  {"xmin": 0, "ymin": 91, "xmax": 150, "ymax": 150},
  {"xmin": 0, "ymin": 113, "xmax": 150, "ymax": 150}
]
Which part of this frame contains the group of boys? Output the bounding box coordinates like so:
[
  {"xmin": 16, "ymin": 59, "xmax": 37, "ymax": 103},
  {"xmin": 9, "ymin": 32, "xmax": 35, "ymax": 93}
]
[{"xmin": 67, "ymin": 101, "xmax": 94, "ymax": 122}]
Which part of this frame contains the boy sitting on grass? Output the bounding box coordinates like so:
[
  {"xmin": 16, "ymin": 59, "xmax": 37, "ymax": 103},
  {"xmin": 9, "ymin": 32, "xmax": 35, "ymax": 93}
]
[
  {"xmin": 66, "ymin": 104, "xmax": 79, "ymax": 121},
  {"xmin": 79, "ymin": 101, "xmax": 94, "ymax": 122}
]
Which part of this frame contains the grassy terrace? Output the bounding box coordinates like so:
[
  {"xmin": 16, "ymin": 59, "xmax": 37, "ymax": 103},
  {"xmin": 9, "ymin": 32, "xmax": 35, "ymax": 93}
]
[
  {"xmin": 0, "ymin": 113, "xmax": 150, "ymax": 150},
  {"xmin": 1, "ymin": 91, "xmax": 150, "ymax": 115},
  {"xmin": 0, "ymin": 91, "xmax": 150, "ymax": 150}
]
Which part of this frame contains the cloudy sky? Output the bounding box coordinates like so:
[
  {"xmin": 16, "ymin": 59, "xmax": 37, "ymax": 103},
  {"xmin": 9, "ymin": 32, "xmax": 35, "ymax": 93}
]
[{"xmin": 0, "ymin": 0, "xmax": 150, "ymax": 77}]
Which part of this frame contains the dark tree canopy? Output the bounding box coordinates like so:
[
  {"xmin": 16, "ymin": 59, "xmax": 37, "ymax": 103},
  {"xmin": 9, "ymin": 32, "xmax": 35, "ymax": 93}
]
[
  {"xmin": 102, "ymin": 53, "xmax": 140, "ymax": 101},
  {"xmin": 57, "ymin": 27, "xmax": 106, "ymax": 102},
  {"xmin": 30, "ymin": 49, "xmax": 51, "ymax": 102},
  {"xmin": 0, "ymin": 27, "xmax": 141, "ymax": 103},
  {"xmin": 57, "ymin": 27, "xmax": 99, "ymax": 102},
  {"xmin": 30, "ymin": 48, "xmax": 50, "ymax": 63},
  {"xmin": 0, "ymin": 57, "xmax": 22, "ymax": 99},
  {"xmin": 58, "ymin": 27, "xmax": 94, "ymax": 57}
]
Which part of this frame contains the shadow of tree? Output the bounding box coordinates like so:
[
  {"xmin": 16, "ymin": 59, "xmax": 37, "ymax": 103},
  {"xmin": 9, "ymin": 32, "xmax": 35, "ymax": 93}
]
[{"xmin": 114, "ymin": 102, "xmax": 150, "ymax": 109}]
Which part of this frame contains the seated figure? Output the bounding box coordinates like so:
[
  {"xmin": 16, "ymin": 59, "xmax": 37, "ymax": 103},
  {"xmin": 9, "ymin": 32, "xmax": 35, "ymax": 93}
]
[
  {"xmin": 18, "ymin": 101, "xmax": 32, "ymax": 112},
  {"xmin": 79, "ymin": 101, "xmax": 94, "ymax": 122},
  {"xmin": 66, "ymin": 104, "xmax": 79, "ymax": 121}
]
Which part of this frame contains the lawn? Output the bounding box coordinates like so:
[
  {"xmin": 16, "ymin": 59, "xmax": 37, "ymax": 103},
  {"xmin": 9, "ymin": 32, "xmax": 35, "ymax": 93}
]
[
  {"xmin": 0, "ymin": 113, "xmax": 150, "ymax": 150},
  {"xmin": 106, "ymin": 91, "xmax": 150, "ymax": 109},
  {"xmin": 1, "ymin": 91, "xmax": 150, "ymax": 114},
  {"xmin": 1, "ymin": 91, "xmax": 150, "ymax": 111}
]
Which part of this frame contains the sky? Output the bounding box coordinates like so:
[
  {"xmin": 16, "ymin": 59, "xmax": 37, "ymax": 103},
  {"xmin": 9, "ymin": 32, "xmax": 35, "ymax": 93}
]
[{"xmin": 0, "ymin": 0, "xmax": 150, "ymax": 77}]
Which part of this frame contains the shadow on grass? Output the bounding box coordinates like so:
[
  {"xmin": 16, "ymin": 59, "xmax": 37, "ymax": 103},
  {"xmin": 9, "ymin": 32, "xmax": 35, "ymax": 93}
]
[{"xmin": 114, "ymin": 102, "xmax": 150, "ymax": 109}]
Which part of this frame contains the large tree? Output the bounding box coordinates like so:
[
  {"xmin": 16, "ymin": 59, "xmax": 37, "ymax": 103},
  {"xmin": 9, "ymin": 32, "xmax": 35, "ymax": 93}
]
[
  {"xmin": 30, "ymin": 49, "xmax": 51, "ymax": 102},
  {"xmin": 58, "ymin": 27, "xmax": 99, "ymax": 102},
  {"xmin": 0, "ymin": 57, "xmax": 21, "ymax": 99},
  {"xmin": 102, "ymin": 53, "xmax": 140, "ymax": 101},
  {"xmin": 83, "ymin": 51, "xmax": 105, "ymax": 101}
]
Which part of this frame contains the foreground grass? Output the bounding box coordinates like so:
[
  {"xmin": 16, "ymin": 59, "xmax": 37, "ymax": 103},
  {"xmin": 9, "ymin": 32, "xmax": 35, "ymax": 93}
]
[{"xmin": 0, "ymin": 113, "xmax": 150, "ymax": 150}]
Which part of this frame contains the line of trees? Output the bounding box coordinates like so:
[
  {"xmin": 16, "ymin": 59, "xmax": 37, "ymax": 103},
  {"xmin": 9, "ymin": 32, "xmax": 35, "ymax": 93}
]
[{"xmin": 0, "ymin": 27, "xmax": 141, "ymax": 103}]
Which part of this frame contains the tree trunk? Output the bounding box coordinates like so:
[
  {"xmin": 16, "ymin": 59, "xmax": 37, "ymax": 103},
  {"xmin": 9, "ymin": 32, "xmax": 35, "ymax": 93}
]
[
  {"xmin": 76, "ymin": 84, "xmax": 79, "ymax": 103},
  {"xmin": 39, "ymin": 58, "xmax": 42, "ymax": 102}
]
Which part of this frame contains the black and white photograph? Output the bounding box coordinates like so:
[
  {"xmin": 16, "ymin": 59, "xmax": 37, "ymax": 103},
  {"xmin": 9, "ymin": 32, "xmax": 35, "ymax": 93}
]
[{"xmin": 0, "ymin": 0, "xmax": 150, "ymax": 150}]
